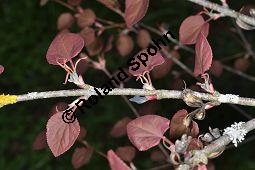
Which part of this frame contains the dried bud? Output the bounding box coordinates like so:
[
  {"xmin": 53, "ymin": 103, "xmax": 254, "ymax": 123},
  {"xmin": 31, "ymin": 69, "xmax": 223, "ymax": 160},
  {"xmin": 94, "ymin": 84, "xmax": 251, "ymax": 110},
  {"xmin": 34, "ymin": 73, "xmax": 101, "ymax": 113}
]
[
  {"xmin": 194, "ymin": 107, "xmax": 206, "ymax": 120},
  {"xmin": 182, "ymin": 89, "xmax": 203, "ymax": 108}
]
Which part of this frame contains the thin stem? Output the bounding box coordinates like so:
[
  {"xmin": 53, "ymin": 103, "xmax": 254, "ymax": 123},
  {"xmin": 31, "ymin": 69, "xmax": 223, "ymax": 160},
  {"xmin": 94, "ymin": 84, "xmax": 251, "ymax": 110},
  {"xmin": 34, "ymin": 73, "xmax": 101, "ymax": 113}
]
[
  {"xmin": 80, "ymin": 140, "xmax": 107, "ymax": 159},
  {"xmin": 186, "ymin": 0, "xmax": 255, "ymax": 26},
  {"xmin": 52, "ymin": 0, "xmax": 75, "ymax": 11}
]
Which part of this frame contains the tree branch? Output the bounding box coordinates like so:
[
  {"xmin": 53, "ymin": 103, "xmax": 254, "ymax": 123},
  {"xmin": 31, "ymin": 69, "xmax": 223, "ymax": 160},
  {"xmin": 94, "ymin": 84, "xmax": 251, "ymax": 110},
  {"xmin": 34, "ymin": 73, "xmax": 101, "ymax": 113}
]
[
  {"xmin": 182, "ymin": 118, "xmax": 255, "ymax": 168},
  {"xmin": 12, "ymin": 88, "xmax": 255, "ymax": 107},
  {"xmin": 186, "ymin": 0, "xmax": 255, "ymax": 27}
]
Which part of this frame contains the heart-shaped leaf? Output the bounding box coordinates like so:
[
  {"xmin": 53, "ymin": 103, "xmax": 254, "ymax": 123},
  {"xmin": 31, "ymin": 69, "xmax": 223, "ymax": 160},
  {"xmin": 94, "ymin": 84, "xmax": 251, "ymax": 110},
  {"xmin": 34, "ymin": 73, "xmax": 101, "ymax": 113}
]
[
  {"xmin": 46, "ymin": 112, "xmax": 80, "ymax": 157},
  {"xmin": 46, "ymin": 32, "xmax": 84, "ymax": 65},
  {"xmin": 107, "ymin": 150, "xmax": 131, "ymax": 170},
  {"xmin": 179, "ymin": 15, "xmax": 209, "ymax": 45},
  {"xmin": 127, "ymin": 115, "xmax": 170, "ymax": 151},
  {"xmin": 194, "ymin": 33, "xmax": 213, "ymax": 77},
  {"xmin": 125, "ymin": 0, "xmax": 149, "ymax": 28}
]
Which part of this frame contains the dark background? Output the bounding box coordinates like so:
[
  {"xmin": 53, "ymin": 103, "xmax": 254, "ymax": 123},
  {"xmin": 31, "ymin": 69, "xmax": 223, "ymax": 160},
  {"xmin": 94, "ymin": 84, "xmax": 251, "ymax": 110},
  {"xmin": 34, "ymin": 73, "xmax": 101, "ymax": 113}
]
[{"xmin": 0, "ymin": 0, "xmax": 255, "ymax": 169}]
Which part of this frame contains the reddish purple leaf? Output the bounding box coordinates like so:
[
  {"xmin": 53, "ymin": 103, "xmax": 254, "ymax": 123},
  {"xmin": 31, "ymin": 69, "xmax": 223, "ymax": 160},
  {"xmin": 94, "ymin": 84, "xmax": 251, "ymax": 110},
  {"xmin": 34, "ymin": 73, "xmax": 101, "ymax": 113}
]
[
  {"xmin": 210, "ymin": 60, "xmax": 223, "ymax": 77},
  {"xmin": 129, "ymin": 50, "xmax": 165, "ymax": 76},
  {"xmin": 179, "ymin": 15, "xmax": 209, "ymax": 45},
  {"xmin": 116, "ymin": 33, "xmax": 134, "ymax": 57},
  {"xmin": 152, "ymin": 58, "xmax": 173, "ymax": 79},
  {"xmin": 72, "ymin": 146, "xmax": 94, "ymax": 169},
  {"xmin": 110, "ymin": 117, "xmax": 132, "ymax": 138},
  {"xmin": 107, "ymin": 150, "xmax": 131, "ymax": 170},
  {"xmin": 127, "ymin": 115, "xmax": 170, "ymax": 151},
  {"xmin": 57, "ymin": 13, "xmax": 74, "ymax": 30},
  {"xmin": 115, "ymin": 146, "xmax": 136, "ymax": 162},
  {"xmin": 137, "ymin": 29, "xmax": 151, "ymax": 48},
  {"xmin": 46, "ymin": 32, "xmax": 84, "ymax": 65},
  {"xmin": 234, "ymin": 58, "xmax": 250, "ymax": 72},
  {"xmin": 170, "ymin": 109, "xmax": 199, "ymax": 140},
  {"xmin": 0, "ymin": 65, "xmax": 4, "ymax": 74},
  {"xmin": 77, "ymin": 9, "xmax": 96, "ymax": 28},
  {"xmin": 125, "ymin": 0, "xmax": 149, "ymax": 28},
  {"xmin": 46, "ymin": 112, "xmax": 80, "ymax": 157},
  {"xmin": 32, "ymin": 130, "xmax": 47, "ymax": 150},
  {"xmin": 194, "ymin": 33, "xmax": 213, "ymax": 77}
]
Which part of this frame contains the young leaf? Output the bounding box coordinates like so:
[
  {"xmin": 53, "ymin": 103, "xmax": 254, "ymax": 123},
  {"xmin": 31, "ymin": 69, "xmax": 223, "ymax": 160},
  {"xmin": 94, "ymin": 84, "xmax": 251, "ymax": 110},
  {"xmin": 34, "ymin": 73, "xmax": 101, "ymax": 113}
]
[
  {"xmin": 46, "ymin": 112, "xmax": 80, "ymax": 157},
  {"xmin": 107, "ymin": 150, "xmax": 131, "ymax": 170},
  {"xmin": 179, "ymin": 15, "xmax": 209, "ymax": 44},
  {"xmin": 72, "ymin": 146, "xmax": 94, "ymax": 169},
  {"xmin": 115, "ymin": 146, "xmax": 136, "ymax": 162},
  {"xmin": 46, "ymin": 32, "xmax": 84, "ymax": 65},
  {"xmin": 125, "ymin": 0, "xmax": 149, "ymax": 28},
  {"xmin": 127, "ymin": 115, "xmax": 170, "ymax": 151},
  {"xmin": 194, "ymin": 33, "xmax": 213, "ymax": 77},
  {"xmin": 32, "ymin": 130, "xmax": 47, "ymax": 150},
  {"xmin": 0, "ymin": 65, "xmax": 4, "ymax": 74}
]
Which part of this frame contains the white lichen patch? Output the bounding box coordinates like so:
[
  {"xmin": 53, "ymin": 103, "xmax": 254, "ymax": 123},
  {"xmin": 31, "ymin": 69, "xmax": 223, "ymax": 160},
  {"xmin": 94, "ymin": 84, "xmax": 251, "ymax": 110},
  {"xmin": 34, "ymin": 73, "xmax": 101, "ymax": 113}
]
[
  {"xmin": 218, "ymin": 94, "xmax": 239, "ymax": 103},
  {"xmin": 27, "ymin": 92, "xmax": 38, "ymax": 99},
  {"xmin": 223, "ymin": 122, "xmax": 247, "ymax": 147}
]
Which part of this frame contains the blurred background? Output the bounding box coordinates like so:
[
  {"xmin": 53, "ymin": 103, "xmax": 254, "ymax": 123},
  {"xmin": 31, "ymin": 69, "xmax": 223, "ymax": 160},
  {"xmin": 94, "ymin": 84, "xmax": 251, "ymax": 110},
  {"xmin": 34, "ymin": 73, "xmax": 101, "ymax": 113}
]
[{"xmin": 0, "ymin": 0, "xmax": 255, "ymax": 169}]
